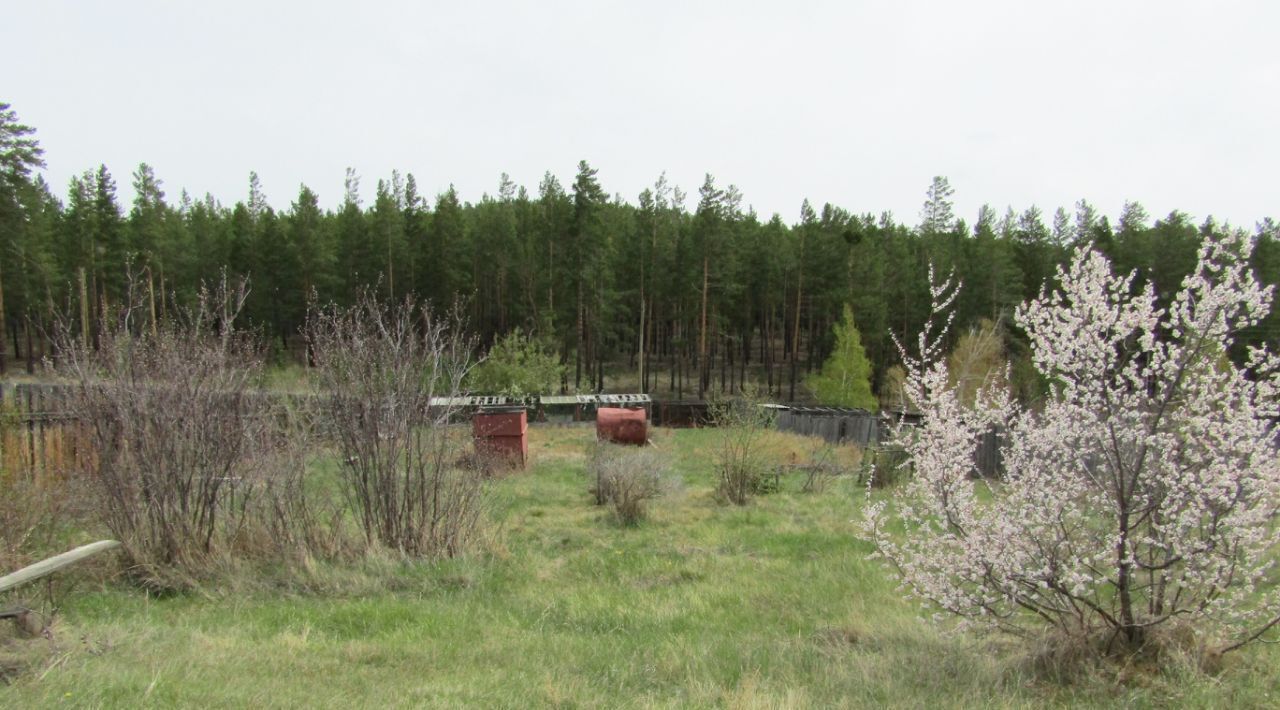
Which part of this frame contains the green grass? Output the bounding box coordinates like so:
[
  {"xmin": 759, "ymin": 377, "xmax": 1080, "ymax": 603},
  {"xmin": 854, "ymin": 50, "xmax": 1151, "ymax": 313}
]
[{"xmin": 4, "ymin": 427, "xmax": 1280, "ymax": 707}]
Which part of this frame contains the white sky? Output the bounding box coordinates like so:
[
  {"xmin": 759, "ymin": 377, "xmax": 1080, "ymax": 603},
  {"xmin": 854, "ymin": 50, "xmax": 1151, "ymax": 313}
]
[{"xmin": 5, "ymin": 0, "xmax": 1277, "ymax": 228}]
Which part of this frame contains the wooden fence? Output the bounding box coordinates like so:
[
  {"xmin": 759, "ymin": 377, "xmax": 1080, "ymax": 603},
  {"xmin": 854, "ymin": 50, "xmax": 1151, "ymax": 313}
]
[
  {"xmin": 774, "ymin": 407, "xmax": 883, "ymax": 446},
  {"xmin": 773, "ymin": 405, "xmax": 1003, "ymax": 478},
  {"xmin": 0, "ymin": 383, "xmax": 93, "ymax": 481}
]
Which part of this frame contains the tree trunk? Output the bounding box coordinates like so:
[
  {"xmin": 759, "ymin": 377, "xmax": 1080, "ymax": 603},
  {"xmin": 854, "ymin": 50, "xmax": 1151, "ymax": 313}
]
[
  {"xmin": 677, "ymin": 317, "xmax": 684, "ymax": 400},
  {"xmin": 790, "ymin": 268, "xmax": 803, "ymax": 402},
  {"xmin": 24, "ymin": 314, "xmax": 35, "ymax": 374},
  {"xmin": 763, "ymin": 311, "xmax": 773, "ymax": 394},
  {"xmin": 1116, "ymin": 506, "xmax": 1140, "ymax": 646},
  {"xmin": 159, "ymin": 267, "xmax": 167, "ymax": 324},
  {"xmin": 720, "ymin": 329, "xmax": 728, "ymax": 393},
  {"xmin": 575, "ymin": 275, "xmax": 584, "ymax": 390},
  {"xmin": 645, "ymin": 301, "xmax": 655, "ymax": 394},
  {"xmin": 78, "ymin": 268, "xmax": 90, "ymax": 347},
  {"xmin": 547, "ymin": 241, "xmax": 555, "ymax": 318},
  {"xmin": 699, "ymin": 256, "xmax": 709, "ymax": 399},
  {"xmin": 387, "ymin": 229, "xmax": 395, "ymax": 302},
  {"xmin": 0, "ymin": 264, "xmax": 7, "ymax": 374},
  {"xmin": 148, "ymin": 268, "xmax": 158, "ymax": 338},
  {"xmin": 638, "ymin": 291, "xmax": 646, "ymax": 393}
]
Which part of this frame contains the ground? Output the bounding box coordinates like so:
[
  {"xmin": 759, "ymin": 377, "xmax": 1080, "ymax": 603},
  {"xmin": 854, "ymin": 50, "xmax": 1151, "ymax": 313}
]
[{"xmin": 2, "ymin": 427, "xmax": 1279, "ymax": 708}]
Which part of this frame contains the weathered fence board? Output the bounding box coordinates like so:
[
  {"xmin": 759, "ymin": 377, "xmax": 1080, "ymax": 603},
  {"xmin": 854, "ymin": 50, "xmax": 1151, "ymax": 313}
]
[
  {"xmin": 2, "ymin": 383, "xmax": 94, "ymax": 480},
  {"xmin": 0, "ymin": 540, "xmax": 121, "ymax": 594}
]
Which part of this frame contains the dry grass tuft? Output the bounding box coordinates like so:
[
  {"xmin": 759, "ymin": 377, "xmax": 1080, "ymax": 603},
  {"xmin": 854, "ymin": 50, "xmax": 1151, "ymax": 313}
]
[
  {"xmin": 586, "ymin": 443, "xmax": 674, "ymax": 525},
  {"xmin": 1015, "ymin": 620, "xmax": 1226, "ymax": 687}
]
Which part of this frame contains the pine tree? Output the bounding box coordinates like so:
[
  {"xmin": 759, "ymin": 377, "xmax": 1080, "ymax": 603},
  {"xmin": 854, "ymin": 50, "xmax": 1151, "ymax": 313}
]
[
  {"xmin": 401, "ymin": 173, "xmax": 425, "ymax": 298},
  {"xmin": 336, "ymin": 168, "xmax": 372, "ymax": 302},
  {"xmin": 968, "ymin": 204, "xmax": 1022, "ymax": 322},
  {"xmin": 0, "ymin": 102, "xmax": 46, "ymax": 372},
  {"xmin": 570, "ymin": 161, "xmax": 606, "ymax": 390},
  {"xmin": 251, "ymin": 206, "xmax": 295, "ymax": 349},
  {"xmin": 288, "ymin": 184, "xmax": 330, "ymax": 305},
  {"xmin": 371, "ymin": 176, "xmax": 406, "ymax": 301},
  {"xmin": 92, "ymin": 165, "xmax": 127, "ymax": 310},
  {"xmin": 693, "ymin": 174, "xmax": 725, "ymax": 397},
  {"xmin": 1118, "ymin": 200, "xmax": 1150, "ymax": 236},
  {"xmin": 428, "ymin": 185, "xmax": 467, "ymax": 308},
  {"xmin": 3, "ymin": 178, "xmax": 58, "ymax": 370},
  {"xmin": 1074, "ymin": 199, "xmax": 1099, "ymax": 248},
  {"xmin": 1050, "ymin": 207, "xmax": 1072, "ymax": 247},
  {"xmin": 128, "ymin": 163, "xmax": 169, "ymax": 329},
  {"xmin": 185, "ymin": 194, "xmax": 229, "ymax": 291},
  {"xmin": 806, "ymin": 303, "xmax": 877, "ymax": 410},
  {"xmin": 920, "ymin": 176, "xmax": 956, "ymax": 236},
  {"xmin": 1014, "ymin": 205, "xmax": 1053, "ymax": 299},
  {"xmin": 247, "ymin": 171, "xmax": 268, "ymax": 221}
]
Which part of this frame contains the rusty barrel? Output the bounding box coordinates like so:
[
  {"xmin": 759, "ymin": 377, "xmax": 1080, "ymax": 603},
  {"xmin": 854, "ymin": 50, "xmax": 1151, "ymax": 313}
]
[
  {"xmin": 472, "ymin": 406, "xmax": 528, "ymax": 467},
  {"xmin": 596, "ymin": 407, "xmax": 647, "ymax": 445}
]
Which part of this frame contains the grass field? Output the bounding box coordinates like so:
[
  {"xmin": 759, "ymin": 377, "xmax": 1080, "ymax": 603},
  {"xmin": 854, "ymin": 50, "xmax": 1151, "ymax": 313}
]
[{"xmin": 3, "ymin": 427, "xmax": 1279, "ymax": 708}]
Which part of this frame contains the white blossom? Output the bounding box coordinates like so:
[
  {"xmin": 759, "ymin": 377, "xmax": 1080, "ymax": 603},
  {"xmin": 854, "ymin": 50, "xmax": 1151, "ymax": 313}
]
[{"xmin": 863, "ymin": 229, "xmax": 1280, "ymax": 652}]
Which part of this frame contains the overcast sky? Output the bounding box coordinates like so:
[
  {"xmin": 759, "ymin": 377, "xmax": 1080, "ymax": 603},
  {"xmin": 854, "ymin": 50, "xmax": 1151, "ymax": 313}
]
[{"xmin": 5, "ymin": 0, "xmax": 1277, "ymax": 228}]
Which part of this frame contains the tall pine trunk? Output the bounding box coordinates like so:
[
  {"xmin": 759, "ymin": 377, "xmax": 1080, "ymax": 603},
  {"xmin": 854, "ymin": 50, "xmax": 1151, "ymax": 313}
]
[
  {"xmin": 24, "ymin": 314, "xmax": 35, "ymax": 374},
  {"xmin": 790, "ymin": 265, "xmax": 803, "ymax": 401},
  {"xmin": 638, "ymin": 282, "xmax": 646, "ymax": 393},
  {"xmin": 698, "ymin": 256, "xmax": 708, "ymax": 399},
  {"xmin": 575, "ymin": 275, "xmax": 584, "ymax": 390},
  {"xmin": 0, "ymin": 264, "xmax": 7, "ymax": 374}
]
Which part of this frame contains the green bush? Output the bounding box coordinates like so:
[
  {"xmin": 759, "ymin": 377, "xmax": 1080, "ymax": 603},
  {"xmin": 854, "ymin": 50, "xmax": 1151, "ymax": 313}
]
[{"xmin": 468, "ymin": 331, "xmax": 564, "ymax": 398}]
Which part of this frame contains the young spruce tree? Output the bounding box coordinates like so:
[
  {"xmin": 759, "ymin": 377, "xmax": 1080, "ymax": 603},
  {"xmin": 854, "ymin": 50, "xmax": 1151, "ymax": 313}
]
[{"xmin": 807, "ymin": 303, "xmax": 877, "ymax": 410}]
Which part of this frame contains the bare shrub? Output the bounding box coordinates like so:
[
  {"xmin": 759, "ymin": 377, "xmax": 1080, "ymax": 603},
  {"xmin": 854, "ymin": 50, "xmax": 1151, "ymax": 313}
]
[
  {"xmin": 54, "ymin": 278, "xmax": 280, "ymax": 587},
  {"xmin": 254, "ymin": 407, "xmax": 357, "ymax": 564},
  {"xmin": 798, "ymin": 445, "xmax": 847, "ymax": 494},
  {"xmin": 587, "ymin": 443, "xmax": 672, "ymax": 525},
  {"xmin": 306, "ymin": 294, "xmax": 485, "ymax": 558},
  {"xmin": 1, "ymin": 390, "xmax": 99, "ymax": 570},
  {"xmin": 945, "ymin": 317, "xmax": 1008, "ymax": 408},
  {"xmin": 0, "ymin": 476, "xmax": 51, "ymax": 571},
  {"xmin": 0, "ymin": 473, "xmax": 96, "ymax": 572},
  {"xmin": 709, "ymin": 392, "xmax": 775, "ymax": 505}
]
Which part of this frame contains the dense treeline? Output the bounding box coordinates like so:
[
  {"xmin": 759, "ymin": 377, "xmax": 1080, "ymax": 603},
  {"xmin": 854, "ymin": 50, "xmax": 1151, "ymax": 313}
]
[{"xmin": 2, "ymin": 104, "xmax": 1278, "ymax": 399}]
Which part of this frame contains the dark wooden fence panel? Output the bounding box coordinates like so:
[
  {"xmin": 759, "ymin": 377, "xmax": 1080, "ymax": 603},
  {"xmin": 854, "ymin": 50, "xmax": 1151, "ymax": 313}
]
[
  {"xmin": 774, "ymin": 407, "xmax": 881, "ymax": 446},
  {"xmin": 973, "ymin": 427, "xmax": 1004, "ymax": 478},
  {"xmin": 774, "ymin": 405, "xmax": 1004, "ymax": 478}
]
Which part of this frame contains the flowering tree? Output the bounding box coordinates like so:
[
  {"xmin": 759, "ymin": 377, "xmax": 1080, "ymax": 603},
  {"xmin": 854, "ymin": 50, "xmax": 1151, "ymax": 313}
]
[{"xmin": 864, "ymin": 230, "xmax": 1280, "ymax": 653}]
